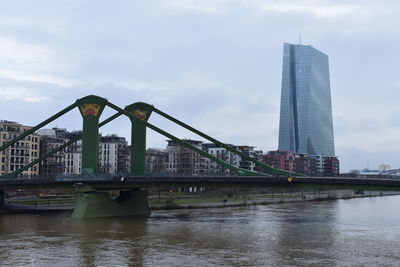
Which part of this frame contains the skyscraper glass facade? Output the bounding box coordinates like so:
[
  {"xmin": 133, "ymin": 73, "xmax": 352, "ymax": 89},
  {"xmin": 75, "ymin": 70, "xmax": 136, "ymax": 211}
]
[{"xmin": 278, "ymin": 43, "xmax": 335, "ymax": 156}]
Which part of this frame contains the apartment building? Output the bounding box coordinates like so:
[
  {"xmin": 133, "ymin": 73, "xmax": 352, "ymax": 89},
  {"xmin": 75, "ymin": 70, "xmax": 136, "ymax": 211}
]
[
  {"xmin": 166, "ymin": 139, "xmax": 207, "ymax": 175},
  {"xmin": 37, "ymin": 128, "xmax": 68, "ymax": 175},
  {"xmin": 146, "ymin": 148, "xmax": 167, "ymax": 174},
  {"xmin": 0, "ymin": 120, "xmax": 40, "ymax": 176},
  {"xmin": 202, "ymin": 143, "xmax": 238, "ymax": 175},
  {"xmin": 62, "ymin": 133, "xmax": 129, "ymax": 174},
  {"xmin": 99, "ymin": 135, "xmax": 129, "ymax": 174},
  {"xmin": 266, "ymin": 150, "xmax": 339, "ymax": 176},
  {"xmin": 63, "ymin": 131, "xmax": 83, "ymax": 174}
]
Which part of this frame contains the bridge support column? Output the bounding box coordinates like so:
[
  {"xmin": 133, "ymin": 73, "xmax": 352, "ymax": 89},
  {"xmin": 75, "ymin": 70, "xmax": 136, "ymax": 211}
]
[
  {"xmin": 125, "ymin": 103, "xmax": 153, "ymax": 175},
  {"xmin": 71, "ymin": 189, "xmax": 151, "ymax": 219},
  {"xmin": 76, "ymin": 96, "xmax": 107, "ymax": 174}
]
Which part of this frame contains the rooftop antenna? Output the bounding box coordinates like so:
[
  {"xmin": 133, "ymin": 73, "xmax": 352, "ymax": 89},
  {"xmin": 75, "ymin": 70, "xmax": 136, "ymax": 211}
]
[{"xmin": 299, "ymin": 34, "xmax": 302, "ymax": 45}]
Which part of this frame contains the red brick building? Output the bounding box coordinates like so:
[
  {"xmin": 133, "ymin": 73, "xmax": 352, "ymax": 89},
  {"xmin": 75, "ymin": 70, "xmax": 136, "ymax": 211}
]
[{"xmin": 266, "ymin": 150, "xmax": 339, "ymax": 176}]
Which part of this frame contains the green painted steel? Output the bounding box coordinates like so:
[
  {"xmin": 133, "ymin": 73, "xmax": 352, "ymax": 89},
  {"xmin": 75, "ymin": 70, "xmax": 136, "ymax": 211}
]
[
  {"xmin": 0, "ymin": 102, "xmax": 77, "ymax": 153},
  {"xmin": 106, "ymin": 101, "xmax": 263, "ymax": 176},
  {"xmin": 0, "ymin": 94, "xmax": 295, "ymax": 179},
  {"xmin": 10, "ymin": 136, "xmax": 81, "ymax": 177},
  {"xmin": 153, "ymin": 107, "xmax": 300, "ymax": 177},
  {"xmin": 0, "ymin": 101, "xmax": 77, "ymax": 177},
  {"xmin": 71, "ymin": 189, "xmax": 151, "ymax": 219},
  {"xmin": 125, "ymin": 102, "xmax": 154, "ymax": 175},
  {"xmin": 0, "ymin": 112, "xmax": 124, "ymax": 179},
  {"xmin": 76, "ymin": 95, "xmax": 107, "ymax": 174},
  {"xmin": 99, "ymin": 111, "xmax": 123, "ymax": 127}
]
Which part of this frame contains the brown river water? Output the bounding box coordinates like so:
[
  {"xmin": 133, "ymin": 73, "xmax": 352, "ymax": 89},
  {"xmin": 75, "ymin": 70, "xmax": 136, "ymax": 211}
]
[{"xmin": 1, "ymin": 195, "xmax": 400, "ymax": 266}]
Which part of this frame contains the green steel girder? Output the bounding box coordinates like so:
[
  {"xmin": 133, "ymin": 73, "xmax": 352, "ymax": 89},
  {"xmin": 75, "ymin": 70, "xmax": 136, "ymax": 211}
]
[
  {"xmin": 3, "ymin": 95, "xmax": 260, "ymax": 177},
  {"xmin": 0, "ymin": 95, "xmax": 116, "ymax": 178},
  {"xmin": 124, "ymin": 102, "xmax": 154, "ymax": 175},
  {"xmin": 152, "ymin": 107, "xmax": 300, "ymax": 176},
  {"xmin": 106, "ymin": 101, "xmax": 263, "ymax": 176},
  {"xmin": 0, "ymin": 111, "xmax": 124, "ymax": 179},
  {"xmin": 8, "ymin": 136, "xmax": 81, "ymax": 178},
  {"xmin": 0, "ymin": 94, "xmax": 295, "ymax": 179},
  {"xmin": 0, "ymin": 102, "xmax": 78, "ymax": 153}
]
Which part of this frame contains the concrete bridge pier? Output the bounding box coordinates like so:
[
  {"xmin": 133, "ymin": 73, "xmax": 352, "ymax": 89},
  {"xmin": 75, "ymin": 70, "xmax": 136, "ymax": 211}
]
[{"xmin": 71, "ymin": 188, "xmax": 151, "ymax": 219}]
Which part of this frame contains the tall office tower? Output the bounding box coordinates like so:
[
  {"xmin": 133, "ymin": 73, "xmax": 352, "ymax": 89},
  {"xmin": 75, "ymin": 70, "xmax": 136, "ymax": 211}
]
[{"xmin": 278, "ymin": 43, "xmax": 335, "ymax": 156}]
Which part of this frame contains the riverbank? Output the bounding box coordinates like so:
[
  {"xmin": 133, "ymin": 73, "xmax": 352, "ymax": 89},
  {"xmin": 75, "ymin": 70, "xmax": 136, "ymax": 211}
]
[
  {"xmin": 150, "ymin": 190, "xmax": 400, "ymax": 210},
  {"xmin": 1, "ymin": 190, "xmax": 399, "ymax": 214}
]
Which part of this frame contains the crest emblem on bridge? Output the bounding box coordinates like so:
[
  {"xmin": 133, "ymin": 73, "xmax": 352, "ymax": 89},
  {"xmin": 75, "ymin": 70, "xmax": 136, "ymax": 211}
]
[
  {"xmin": 132, "ymin": 110, "xmax": 148, "ymax": 120},
  {"xmin": 80, "ymin": 104, "xmax": 102, "ymax": 117}
]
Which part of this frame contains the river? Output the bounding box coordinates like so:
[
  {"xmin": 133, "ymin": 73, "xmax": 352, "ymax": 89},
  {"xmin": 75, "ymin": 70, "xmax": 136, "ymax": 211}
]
[{"xmin": 1, "ymin": 195, "xmax": 400, "ymax": 266}]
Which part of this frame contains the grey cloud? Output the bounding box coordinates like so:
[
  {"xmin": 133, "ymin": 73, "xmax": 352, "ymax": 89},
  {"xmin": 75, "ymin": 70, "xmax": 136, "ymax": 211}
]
[{"xmin": 0, "ymin": 0, "xmax": 399, "ymax": 170}]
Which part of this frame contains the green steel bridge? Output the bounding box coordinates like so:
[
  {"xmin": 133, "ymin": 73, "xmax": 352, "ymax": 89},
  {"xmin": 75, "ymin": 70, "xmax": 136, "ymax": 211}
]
[{"xmin": 0, "ymin": 95, "xmax": 399, "ymax": 218}]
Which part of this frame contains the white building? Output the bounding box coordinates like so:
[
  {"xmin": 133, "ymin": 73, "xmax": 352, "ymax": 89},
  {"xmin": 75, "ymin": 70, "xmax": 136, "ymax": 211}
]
[
  {"xmin": 203, "ymin": 143, "xmax": 239, "ymax": 175},
  {"xmin": 234, "ymin": 146, "xmax": 263, "ymax": 171},
  {"xmin": 99, "ymin": 142, "xmax": 118, "ymax": 174},
  {"xmin": 63, "ymin": 136, "xmax": 82, "ymax": 174},
  {"xmin": 63, "ymin": 134, "xmax": 129, "ymax": 175},
  {"xmin": 64, "ymin": 152, "xmax": 82, "ymax": 174}
]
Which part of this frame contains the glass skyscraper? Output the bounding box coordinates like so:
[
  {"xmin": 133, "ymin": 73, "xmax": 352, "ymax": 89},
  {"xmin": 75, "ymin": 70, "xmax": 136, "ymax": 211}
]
[{"xmin": 278, "ymin": 43, "xmax": 335, "ymax": 156}]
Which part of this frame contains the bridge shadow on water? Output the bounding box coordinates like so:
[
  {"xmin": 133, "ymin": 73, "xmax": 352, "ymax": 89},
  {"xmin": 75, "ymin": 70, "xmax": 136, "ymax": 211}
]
[{"xmin": 71, "ymin": 217, "xmax": 149, "ymax": 266}]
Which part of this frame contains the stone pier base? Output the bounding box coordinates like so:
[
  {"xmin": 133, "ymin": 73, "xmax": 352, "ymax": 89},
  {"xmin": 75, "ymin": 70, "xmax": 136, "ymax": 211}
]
[{"xmin": 71, "ymin": 189, "xmax": 151, "ymax": 219}]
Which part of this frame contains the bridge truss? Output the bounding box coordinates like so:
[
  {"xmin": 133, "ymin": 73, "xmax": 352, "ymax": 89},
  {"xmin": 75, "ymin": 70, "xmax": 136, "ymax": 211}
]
[{"xmin": 0, "ymin": 95, "xmax": 299, "ymax": 180}]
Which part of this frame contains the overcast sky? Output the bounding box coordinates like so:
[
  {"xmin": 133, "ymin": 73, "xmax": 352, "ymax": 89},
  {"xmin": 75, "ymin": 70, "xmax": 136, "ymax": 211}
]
[{"xmin": 0, "ymin": 0, "xmax": 399, "ymax": 172}]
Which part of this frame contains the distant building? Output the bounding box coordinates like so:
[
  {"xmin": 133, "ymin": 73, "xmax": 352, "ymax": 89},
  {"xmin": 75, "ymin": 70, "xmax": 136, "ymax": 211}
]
[
  {"xmin": 166, "ymin": 139, "xmax": 207, "ymax": 175},
  {"xmin": 37, "ymin": 130, "xmax": 129, "ymax": 175},
  {"xmin": 293, "ymin": 153, "xmax": 311, "ymax": 174},
  {"xmin": 146, "ymin": 148, "xmax": 167, "ymax": 174},
  {"xmin": 64, "ymin": 150, "xmax": 82, "ymax": 174},
  {"xmin": 63, "ymin": 131, "xmax": 83, "ymax": 174},
  {"xmin": 99, "ymin": 134, "xmax": 129, "ymax": 174},
  {"xmin": 165, "ymin": 140, "xmax": 269, "ymax": 175},
  {"xmin": 235, "ymin": 146, "xmax": 263, "ymax": 172},
  {"xmin": 350, "ymin": 168, "xmax": 400, "ymax": 177},
  {"xmin": 322, "ymin": 156, "xmax": 340, "ymax": 176},
  {"xmin": 278, "ymin": 42, "xmax": 335, "ymax": 156},
  {"xmin": 266, "ymin": 150, "xmax": 339, "ymax": 176},
  {"xmin": 309, "ymin": 155, "xmax": 323, "ymax": 176},
  {"xmin": 0, "ymin": 120, "xmax": 40, "ymax": 176},
  {"xmin": 265, "ymin": 150, "xmax": 295, "ymax": 172},
  {"xmin": 202, "ymin": 143, "xmax": 237, "ymax": 175},
  {"xmin": 37, "ymin": 128, "xmax": 68, "ymax": 175}
]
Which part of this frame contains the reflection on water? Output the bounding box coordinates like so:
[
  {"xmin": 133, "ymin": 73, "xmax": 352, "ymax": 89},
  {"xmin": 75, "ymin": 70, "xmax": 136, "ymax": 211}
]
[
  {"xmin": 274, "ymin": 201, "xmax": 338, "ymax": 266},
  {"xmin": 1, "ymin": 196, "xmax": 400, "ymax": 266},
  {"xmin": 72, "ymin": 218, "xmax": 148, "ymax": 266}
]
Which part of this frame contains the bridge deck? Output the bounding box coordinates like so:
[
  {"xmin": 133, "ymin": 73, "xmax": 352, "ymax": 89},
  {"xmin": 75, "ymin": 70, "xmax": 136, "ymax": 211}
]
[{"xmin": 1, "ymin": 176, "xmax": 400, "ymax": 191}]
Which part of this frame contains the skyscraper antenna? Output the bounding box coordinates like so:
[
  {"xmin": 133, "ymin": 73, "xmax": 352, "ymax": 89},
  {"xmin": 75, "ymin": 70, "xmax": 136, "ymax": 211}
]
[{"xmin": 299, "ymin": 34, "xmax": 302, "ymax": 45}]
